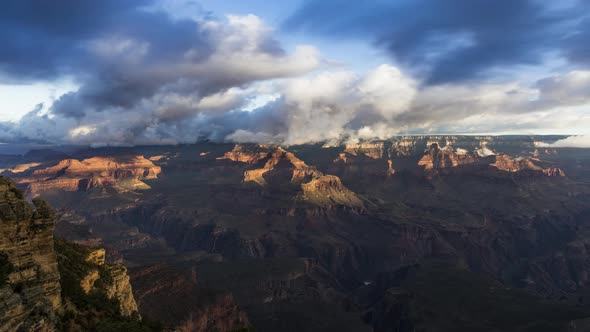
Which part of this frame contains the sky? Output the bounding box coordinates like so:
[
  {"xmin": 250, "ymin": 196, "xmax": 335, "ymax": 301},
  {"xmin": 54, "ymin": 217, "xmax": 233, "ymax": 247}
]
[{"xmin": 0, "ymin": 0, "xmax": 589, "ymax": 147}]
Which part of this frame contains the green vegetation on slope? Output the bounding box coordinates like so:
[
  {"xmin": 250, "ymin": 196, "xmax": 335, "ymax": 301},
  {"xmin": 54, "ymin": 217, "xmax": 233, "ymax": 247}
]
[
  {"xmin": 54, "ymin": 238, "xmax": 162, "ymax": 332},
  {"xmin": 0, "ymin": 252, "xmax": 14, "ymax": 287}
]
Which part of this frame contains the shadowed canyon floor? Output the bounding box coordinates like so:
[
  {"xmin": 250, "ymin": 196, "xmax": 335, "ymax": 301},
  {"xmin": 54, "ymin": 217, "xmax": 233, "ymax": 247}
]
[{"xmin": 2, "ymin": 136, "xmax": 590, "ymax": 331}]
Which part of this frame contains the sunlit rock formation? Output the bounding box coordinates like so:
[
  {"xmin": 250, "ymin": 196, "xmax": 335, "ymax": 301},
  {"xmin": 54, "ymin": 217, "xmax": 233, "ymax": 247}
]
[
  {"xmin": 14, "ymin": 156, "xmax": 161, "ymax": 196},
  {"xmin": 223, "ymin": 144, "xmax": 363, "ymax": 208}
]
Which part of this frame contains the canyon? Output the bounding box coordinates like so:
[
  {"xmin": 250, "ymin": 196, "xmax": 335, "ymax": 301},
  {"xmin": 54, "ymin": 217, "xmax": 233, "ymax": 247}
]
[{"xmin": 1, "ymin": 135, "xmax": 590, "ymax": 331}]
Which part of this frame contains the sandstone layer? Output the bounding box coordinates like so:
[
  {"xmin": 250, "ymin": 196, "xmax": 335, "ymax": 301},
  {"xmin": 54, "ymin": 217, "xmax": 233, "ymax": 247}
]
[
  {"xmin": 15, "ymin": 155, "xmax": 161, "ymax": 196},
  {"xmin": 0, "ymin": 178, "xmax": 62, "ymax": 332}
]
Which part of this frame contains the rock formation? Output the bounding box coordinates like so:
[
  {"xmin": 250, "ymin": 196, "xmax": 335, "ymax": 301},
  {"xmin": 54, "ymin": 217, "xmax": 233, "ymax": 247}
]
[
  {"xmin": 301, "ymin": 175, "xmax": 364, "ymax": 208},
  {"xmin": 328, "ymin": 136, "xmax": 567, "ymax": 179},
  {"xmin": 218, "ymin": 144, "xmax": 271, "ymax": 164},
  {"xmin": 0, "ymin": 177, "xmax": 152, "ymax": 332},
  {"xmin": 343, "ymin": 142, "xmax": 386, "ymax": 159},
  {"xmin": 243, "ymin": 146, "xmax": 323, "ymax": 186},
  {"xmin": 417, "ymin": 143, "xmax": 482, "ymax": 171},
  {"xmin": 0, "ymin": 178, "xmax": 61, "ymax": 332},
  {"xmin": 491, "ymin": 154, "xmax": 539, "ymax": 172},
  {"xmin": 75, "ymin": 247, "xmax": 138, "ymax": 317},
  {"xmin": 14, "ymin": 155, "xmax": 161, "ymax": 196},
  {"xmin": 223, "ymin": 144, "xmax": 363, "ymax": 208},
  {"xmin": 0, "ymin": 163, "xmax": 42, "ymax": 175},
  {"xmin": 543, "ymin": 167, "xmax": 566, "ymax": 177},
  {"xmin": 414, "ymin": 143, "xmax": 566, "ymax": 177},
  {"xmin": 491, "ymin": 155, "xmax": 565, "ymax": 176},
  {"xmin": 2, "ymin": 136, "xmax": 581, "ymax": 331},
  {"xmin": 103, "ymin": 264, "xmax": 139, "ymax": 317}
]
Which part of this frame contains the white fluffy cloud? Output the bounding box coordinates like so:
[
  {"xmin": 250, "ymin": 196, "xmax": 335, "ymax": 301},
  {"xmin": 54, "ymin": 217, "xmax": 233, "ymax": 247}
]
[
  {"xmin": 227, "ymin": 67, "xmax": 590, "ymax": 144},
  {"xmin": 535, "ymin": 71, "xmax": 590, "ymax": 107},
  {"xmin": 358, "ymin": 65, "xmax": 417, "ymax": 119},
  {"xmin": 278, "ymin": 65, "xmax": 417, "ymax": 144},
  {"xmin": 4, "ymin": 64, "xmax": 590, "ymax": 146},
  {"xmin": 538, "ymin": 136, "xmax": 590, "ymax": 148}
]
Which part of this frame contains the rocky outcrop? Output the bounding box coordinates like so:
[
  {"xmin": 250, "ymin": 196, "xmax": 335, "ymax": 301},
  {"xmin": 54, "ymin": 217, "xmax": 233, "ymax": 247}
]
[
  {"xmin": 491, "ymin": 155, "xmax": 565, "ymax": 176},
  {"xmin": 85, "ymin": 248, "xmax": 106, "ymax": 265},
  {"xmin": 0, "ymin": 163, "xmax": 42, "ymax": 175},
  {"xmin": 415, "ymin": 143, "xmax": 566, "ymax": 177},
  {"xmin": 75, "ymin": 247, "xmax": 138, "ymax": 317},
  {"xmin": 417, "ymin": 143, "xmax": 482, "ymax": 171},
  {"xmin": 80, "ymin": 249, "xmax": 105, "ymax": 294},
  {"xmin": 244, "ymin": 168, "xmax": 269, "ymax": 186},
  {"xmin": 301, "ymin": 175, "xmax": 364, "ymax": 208},
  {"xmin": 327, "ymin": 135, "xmax": 564, "ymax": 160},
  {"xmin": 31, "ymin": 156, "xmax": 160, "ymax": 179},
  {"xmin": 543, "ymin": 167, "xmax": 566, "ymax": 177},
  {"xmin": 491, "ymin": 154, "xmax": 541, "ymax": 172},
  {"xmin": 388, "ymin": 135, "xmax": 541, "ymax": 157},
  {"xmin": 0, "ymin": 178, "xmax": 62, "ymax": 332},
  {"xmin": 390, "ymin": 138, "xmax": 422, "ymax": 157},
  {"xmin": 79, "ymin": 270, "xmax": 100, "ymax": 294},
  {"xmin": 344, "ymin": 142, "xmax": 385, "ymax": 159},
  {"xmin": 217, "ymin": 144, "xmax": 270, "ymax": 164},
  {"xmin": 15, "ymin": 155, "xmax": 161, "ymax": 196},
  {"xmin": 222, "ymin": 145, "xmax": 363, "ymax": 209},
  {"xmin": 387, "ymin": 159, "xmax": 396, "ymax": 176},
  {"xmin": 103, "ymin": 264, "xmax": 139, "ymax": 317},
  {"xmin": 327, "ymin": 136, "xmax": 569, "ymax": 179},
  {"xmin": 0, "ymin": 177, "xmax": 152, "ymax": 331},
  {"xmin": 242, "ymin": 146, "xmax": 323, "ymax": 186}
]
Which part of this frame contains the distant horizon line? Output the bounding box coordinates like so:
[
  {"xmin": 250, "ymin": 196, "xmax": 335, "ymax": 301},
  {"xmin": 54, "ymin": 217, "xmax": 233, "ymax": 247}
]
[{"xmin": 0, "ymin": 133, "xmax": 582, "ymax": 147}]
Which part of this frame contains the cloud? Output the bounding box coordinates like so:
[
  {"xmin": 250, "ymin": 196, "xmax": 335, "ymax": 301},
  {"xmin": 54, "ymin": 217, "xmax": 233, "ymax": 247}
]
[
  {"xmin": 277, "ymin": 65, "xmax": 417, "ymax": 144},
  {"xmin": 4, "ymin": 65, "xmax": 590, "ymax": 146},
  {"xmin": 564, "ymin": 18, "xmax": 590, "ymax": 66},
  {"xmin": 0, "ymin": 1, "xmax": 324, "ymax": 145},
  {"xmin": 225, "ymin": 129, "xmax": 280, "ymax": 143},
  {"xmin": 534, "ymin": 71, "xmax": 590, "ymax": 107},
  {"xmin": 538, "ymin": 136, "xmax": 590, "ymax": 148},
  {"xmin": 0, "ymin": 0, "xmax": 158, "ymax": 81},
  {"xmin": 42, "ymin": 11, "xmax": 321, "ymax": 120},
  {"xmin": 1, "ymin": 1, "xmax": 590, "ymax": 147},
  {"xmin": 284, "ymin": 0, "xmax": 590, "ymax": 84},
  {"xmin": 220, "ymin": 66, "xmax": 589, "ymax": 145},
  {"xmin": 0, "ymin": 122, "xmax": 18, "ymax": 143}
]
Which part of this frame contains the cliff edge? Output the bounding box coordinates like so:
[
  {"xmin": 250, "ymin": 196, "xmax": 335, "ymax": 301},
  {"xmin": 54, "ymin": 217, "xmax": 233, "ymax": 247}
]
[{"xmin": 0, "ymin": 176, "xmax": 158, "ymax": 332}]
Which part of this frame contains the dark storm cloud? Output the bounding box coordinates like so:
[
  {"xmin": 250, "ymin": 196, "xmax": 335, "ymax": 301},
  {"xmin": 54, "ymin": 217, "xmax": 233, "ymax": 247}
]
[
  {"xmin": 0, "ymin": 0, "xmax": 322, "ymax": 143},
  {"xmin": 0, "ymin": 0, "xmax": 220, "ymax": 117},
  {"xmin": 285, "ymin": 0, "xmax": 590, "ymax": 84},
  {"xmin": 0, "ymin": 0, "xmax": 217, "ymax": 78},
  {"xmin": 0, "ymin": 122, "xmax": 17, "ymax": 142},
  {"xmin": 0, "ymin": 0, "xmax": 153, "ymax": 80},
  {"xmin": 0, "ymin": 0, "xmax": 324, "ymax": 146},
  {"xmin": 564, "ymin": 18, "xmax": 590, "ymax": 66}
]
